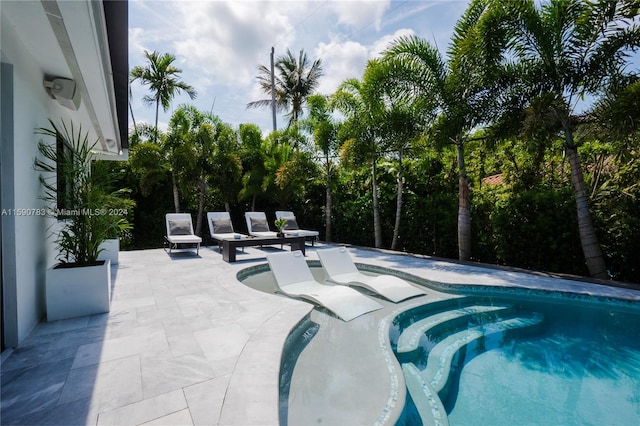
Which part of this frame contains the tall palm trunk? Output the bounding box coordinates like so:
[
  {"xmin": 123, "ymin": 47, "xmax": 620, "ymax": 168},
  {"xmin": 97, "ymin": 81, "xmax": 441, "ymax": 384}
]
[
  {"xmin": 372, "ymin": 159, "xmax": 382, "ymax": 248},
  {"xmin": 171, "ymin": 172, "xmax": 180, "ymax": 213},
  {"xmin": 325, "ymin": 157, "xmax": 332, "ymax": 242},
  {"xmin": 129, "ymin": 101, "xmax": 138, "ymax": 139},
  {"xmin": 195, "ymin": 177, "xmax": 206, "ymax": 237},
  {"xmin": 391, "ymin": 150, "xmax": 404, "ymax": 251},
  {"xmin": 562, "ymin": 122, "xmax": 607, "ymax": 279},
  {"xmin": 457, "ymin": 141, "xmax": 471, "ymax": 261},
  {"xmin": 154, "ymin": 98, "xmax": 161, "ymax": 143}
]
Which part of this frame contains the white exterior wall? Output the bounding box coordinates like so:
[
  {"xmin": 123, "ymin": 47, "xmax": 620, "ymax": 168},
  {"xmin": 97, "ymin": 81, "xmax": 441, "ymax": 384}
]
[{"xmin": 1, "ymin": 15, "xmax": 76, "ymax": 344}]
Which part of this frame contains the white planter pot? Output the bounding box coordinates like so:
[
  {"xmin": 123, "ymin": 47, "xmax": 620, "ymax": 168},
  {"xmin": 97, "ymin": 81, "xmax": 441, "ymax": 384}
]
[
  {"xmin": 98, "ymin": 238, "xmax": 119, "ymax": 265},
  {"xmin": 45, "ymin": 260, "xmax": 111, "ymax": 321}
]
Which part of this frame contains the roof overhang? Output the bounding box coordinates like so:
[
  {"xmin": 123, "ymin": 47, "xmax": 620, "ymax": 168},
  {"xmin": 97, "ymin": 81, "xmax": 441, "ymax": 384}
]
[{"xmin": 1, "ymin": 0, "xmax": 128, "ymax": 157}]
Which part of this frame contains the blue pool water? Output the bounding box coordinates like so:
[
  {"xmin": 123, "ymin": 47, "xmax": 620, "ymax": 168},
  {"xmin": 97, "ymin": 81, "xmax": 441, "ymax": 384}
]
[
  {"xmin": 391, "ymin": 297, "xmax": 640, "ymax": 425},
  {"xmin": 238, "ymin": 263, "xmax": 640, "ymax": 425}
]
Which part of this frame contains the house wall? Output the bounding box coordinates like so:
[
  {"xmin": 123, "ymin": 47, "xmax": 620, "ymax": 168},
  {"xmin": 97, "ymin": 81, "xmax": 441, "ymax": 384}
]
[{"xmin": 1, "ymin": 15, "xmax": 75, "ymax": 346}]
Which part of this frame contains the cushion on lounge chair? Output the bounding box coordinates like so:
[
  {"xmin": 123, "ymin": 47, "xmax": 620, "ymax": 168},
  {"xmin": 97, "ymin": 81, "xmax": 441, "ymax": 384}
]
[
  {"xmin": 211, "ymin": 217, "xmax": 233, "ymax": 234},
  {"xmin": 168, "ymin": 219, "xmax": 193, "ymax": 236},
  {"xmin": 282, "ymin": 216, "xmax": 299, "ymax": 230},
  {"xmin": 250, "ymin": 216, "xmax": 270, "ymax": 232}
]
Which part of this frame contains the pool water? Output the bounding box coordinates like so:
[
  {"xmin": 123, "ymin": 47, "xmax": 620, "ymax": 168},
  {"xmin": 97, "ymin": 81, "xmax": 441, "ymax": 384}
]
[
  {"xmin": 238, "ymin": 264, "xmax": 640, "ymax": 425},
  {"xmin": 392, "ymin": 297, "xmax": 640, "ymax": 425}
]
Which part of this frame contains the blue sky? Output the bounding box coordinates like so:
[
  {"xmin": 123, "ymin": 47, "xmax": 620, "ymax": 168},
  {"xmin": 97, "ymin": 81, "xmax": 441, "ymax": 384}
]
[{"xmin": 128, "ymin": 0, "xmax": 470, "ymax": 134}]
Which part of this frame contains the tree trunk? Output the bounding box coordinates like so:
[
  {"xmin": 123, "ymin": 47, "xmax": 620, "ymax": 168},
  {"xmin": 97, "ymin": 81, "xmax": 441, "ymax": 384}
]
[
  {"xmin": 224, "ymin": 202, "xmax": 231, "ymax": 213},
  {"xmin": 372, "ymin": 160, "xmax": 382, "ymax": 248},
  {"xmin": 154, "ymin": 98, "xmax": 160, "ymax": 143},
  {"xmin": 171, "ymin": 172, "xmax": 180, "ymax": 213},
  {"xmin": 391, "ymin": 151, "xmax": 403, "ymax": 251},
  {"xmin": 564, "ymin": 128, "xmax": 608, "ymax": 279},
  {"xmin": 129, "ymin": 101, "xmax": 138, "ymax": 139},
  {"xmin": 325, "ymin": 156, "xmax": 332, "ymax": 242},
  {"xmin": 457, "ymin": 141, "xmax": 471, "ymax": 261},
  {"xmin": 195, "ymin": 177, "xmax": 206, "ymax": 237}
]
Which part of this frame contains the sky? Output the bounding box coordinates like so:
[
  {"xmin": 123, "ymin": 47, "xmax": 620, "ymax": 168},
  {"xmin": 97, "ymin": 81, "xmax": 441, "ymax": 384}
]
[{"xmin": 128, "ymin": 0, "xmax": 471, "ymax": 135}]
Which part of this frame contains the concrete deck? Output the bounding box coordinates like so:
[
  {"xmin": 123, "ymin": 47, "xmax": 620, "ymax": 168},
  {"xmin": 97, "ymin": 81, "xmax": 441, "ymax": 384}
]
[{"xmin": 1, "ymin": 244, "xmax": 639, "ymax": 425}]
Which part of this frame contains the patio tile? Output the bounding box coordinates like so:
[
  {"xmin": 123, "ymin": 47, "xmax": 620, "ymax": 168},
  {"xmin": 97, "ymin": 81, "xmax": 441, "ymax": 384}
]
[
  {"xmin": 193, "ymin": 324, "xmax": 251, "ymax": 363},
  {"xmin": 97, "ymin": 389, "xmax": 187, "ymax": 426},
  {"xmin": 0, "ymin": 357, "xmax": 74, "ymax": 423},
  {"xmin": 140, "ymin": 353, "xmax": 216, "ymax": 399},
  {"xmin": 167, "ymin": 332, "xmax": 204, "ymax": 357},
  {"xmin": 183, "ymin": 375, "xmax": 230, "ymax": 426},
  {"xmin": 59, "ymin": 355, "xmax": 143, "ymax": 413},
  {"xmin": 71, "ymin": 328, "xmax": 169, "ymax": 369},
  {"xmin": 219, "ymin": 372, "xmax": 279, "ymax": 426},
  {"xmin": 140, "ymin": 409, "xmax": 193, "ymax": 425}
]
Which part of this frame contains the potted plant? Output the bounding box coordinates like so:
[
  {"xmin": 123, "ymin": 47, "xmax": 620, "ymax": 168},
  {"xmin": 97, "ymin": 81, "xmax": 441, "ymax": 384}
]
[
  {"xmin": 274, "ymin": 217, "xmax": 287, "ymax": 238},
  {"xmin": 35, "ymin": 119, "xmax": 133, "ymax": 321}
]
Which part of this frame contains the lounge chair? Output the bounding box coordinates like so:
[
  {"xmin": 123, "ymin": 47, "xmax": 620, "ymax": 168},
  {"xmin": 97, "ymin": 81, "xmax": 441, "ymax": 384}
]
[
  {"xmin": 244, "ymin": 212, "xmax": 278, "ymax": 238},
  {"xmin": 317, "ymin": 247, "xmax": 425, "ymax": 302},
  {"xmin": 275, "ymin": 211, "xmax": 319, "ymax": 245},
  {"xmin": 267, "ymin": 251, "xmax": 383, "ymax": 321},
  {"xmin": 207, "ymin": 212, "xmax": 247, "ymax": 251},
  {"xmin": 165, "ymin": 213, "xmax": 202, "ymax": 255}
]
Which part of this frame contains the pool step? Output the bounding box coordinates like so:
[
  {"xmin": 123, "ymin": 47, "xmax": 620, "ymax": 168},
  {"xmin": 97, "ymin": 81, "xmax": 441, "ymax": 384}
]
[
  {"xmin": 419, "ymin": 314, "xmax": 544, "ymax": 395},
  {"xmin": 401, "ymin": 313, "xmax": 543, "ymax": 425},
  {"xmin": 402, "ymin": 363, "xmax": 449, "ymax": 426},
  {"xmin": 396, "ymin": 304, "xmax": 512, "ymax": 354}
]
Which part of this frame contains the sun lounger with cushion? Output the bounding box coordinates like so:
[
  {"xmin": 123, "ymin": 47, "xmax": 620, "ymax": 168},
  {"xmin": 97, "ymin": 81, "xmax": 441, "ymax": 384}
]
[
  {"xmin": 267, "ymin": 251, "xmax": 383, "ymax": 321},
  {"xmin": 317, "ymin": 247, "xmax": 425, "ymax": 302},
  {"xmin": 207, "ymin": 212, "xmax": 247, "ymax": 251},
  {"xmin": 275, "ymin": 211, "xmax": 319, "ymax": 245},
  {"xmin": 165, "ymin": 213, "xmax": 202, "ymax": 255},
  {"xmin": 244, "ymin": 212, "xmax": 278, "ymax": 238}
]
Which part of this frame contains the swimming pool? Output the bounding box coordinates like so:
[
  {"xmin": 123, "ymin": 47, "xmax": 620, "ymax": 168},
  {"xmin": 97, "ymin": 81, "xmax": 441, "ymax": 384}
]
[{"xmin": 238, "ymin": 261, "xmax": 640, "ymax": 425}]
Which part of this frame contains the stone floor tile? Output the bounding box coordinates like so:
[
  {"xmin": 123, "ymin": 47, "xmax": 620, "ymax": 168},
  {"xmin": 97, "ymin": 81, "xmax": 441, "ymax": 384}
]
[
  {"xmin": 97, "ymin": 389, "xmax": 187, "ymax": 426},
  {"xmin": 0, "ymin": 357, "xmax": 75, "ymax": 423},
  {"xmin": 59, "ymin": 355, "xmax": 143, "ymax": 413},
  {"xmin": 139, "ymin": 408, "xmax": 193, "ymax": 425},
  {"xmin": 71, "ymin": 328, "xmax": 169, "ymax": 369},
  {"xmin": 140, "ymin": 353, "xmax": 216, "ymax": 399},
  {"xmin": 183, "ymin": 376, "xmax": 230, "ymax": 426},
  {"xmin": 166, "ymin": 332, "xmax": 203, "ymax": 357},
  {"xmin": 193, "ymin": 324, "xmax": 250, "ymax": 363}
]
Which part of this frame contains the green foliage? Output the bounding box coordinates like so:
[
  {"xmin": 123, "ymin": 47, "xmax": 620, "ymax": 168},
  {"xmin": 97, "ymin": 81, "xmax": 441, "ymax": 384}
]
[{"xmin": 35, "ymin": 120, "xmax": 133, "ymax": 266}]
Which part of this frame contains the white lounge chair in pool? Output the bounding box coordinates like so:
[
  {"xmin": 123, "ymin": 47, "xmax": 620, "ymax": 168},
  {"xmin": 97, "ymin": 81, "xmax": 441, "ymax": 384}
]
[
  {"xmin": 165, "ymin": 213, "xmax": 202, "ymax": 255},
  {"xmin": 275, "ymin": 211, "xmax": 319, "ymax": 245},
  {"xmin": 267, "ymin": 251, "xmax": 383, "ymax": 321},
  {"xmin": 207, "ymin": 212, "xmax": 247, "ymax": 250},
  {"xmin": 317, "ymin": 247, "xmax": 426, "ymax": 303},
  {"xmin": 244, "ymin": 212, "xmax": 278, "ymax": 238}
]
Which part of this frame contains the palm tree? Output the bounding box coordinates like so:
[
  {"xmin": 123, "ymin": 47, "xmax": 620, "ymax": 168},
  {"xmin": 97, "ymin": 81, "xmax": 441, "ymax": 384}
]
[
  {"xmin": 247, "ymin": 49, "xmax": 323, "ymax": 127},
  {"xmin": 304, "ymin": 94, "xmax": 338, "ymax": 242},
  {"xmin": 484, "ymin": 0, "xmax": 640, "ymax": 278},
  {"xmin": 383, "ymin": 0, "xmax": 494, "ymax": 260},
  {"xmin": 331, "ymin": 77, "xmax": 385, "ymax": 248},
  {"xmin": 130, "ymin": 51, "xmax": 197, "ymax": 142}
]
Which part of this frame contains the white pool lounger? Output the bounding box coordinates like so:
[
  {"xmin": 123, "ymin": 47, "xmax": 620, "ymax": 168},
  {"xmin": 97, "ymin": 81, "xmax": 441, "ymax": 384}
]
[
  {"xmin": 317, "ymin": 247, "xmax": 426, "ymax": 303},
  {"xmin": 267, "ymin": 251, "xmax": 383, "ymax": 321}
]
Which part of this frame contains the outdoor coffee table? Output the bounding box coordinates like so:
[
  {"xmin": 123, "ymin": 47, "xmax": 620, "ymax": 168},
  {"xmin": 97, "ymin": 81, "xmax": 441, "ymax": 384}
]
[{"xmin": 221, "ymin": 235, "xmax": 306, "ymax": 262}]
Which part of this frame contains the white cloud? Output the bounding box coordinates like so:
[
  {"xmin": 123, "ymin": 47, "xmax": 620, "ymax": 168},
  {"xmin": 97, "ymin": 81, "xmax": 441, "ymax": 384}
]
[
  {"xmin": 369, "ymin": 28, "xmax": 415, "ymax": 58},
  {"xmin": 170, "ymin": 1, "xmax": 299, "ymax": 87},
  {"xmin": 315, "ymin": 38, "xmax": 369, "ymax": 95},
  {"xmin": 327, "ymin": 0, "xmax": 390, "ymax": 31}
]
